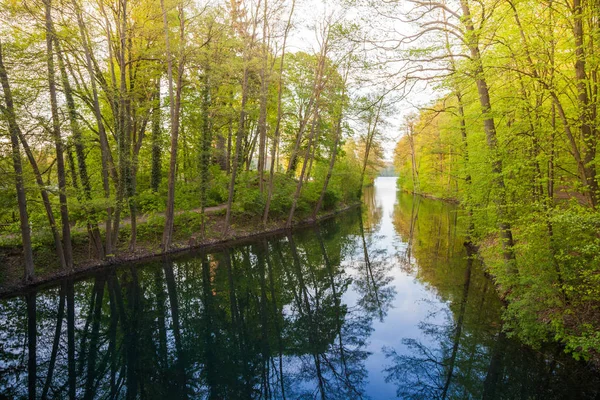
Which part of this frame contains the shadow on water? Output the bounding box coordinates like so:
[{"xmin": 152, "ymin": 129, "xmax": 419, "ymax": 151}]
[{"xmin": 0, "ymin": 178, "xmax": 599, "ymax": 399}]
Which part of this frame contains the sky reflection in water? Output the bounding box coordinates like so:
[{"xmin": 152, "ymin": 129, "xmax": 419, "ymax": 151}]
[{"xmin": 0, "ymin": 177, "xmax": 598, "ymax": 399}]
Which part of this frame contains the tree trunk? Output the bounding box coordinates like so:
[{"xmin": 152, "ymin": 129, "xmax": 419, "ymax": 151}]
[
  {"xmin": 286, "ymin": 116, "xmax": 318, "ymax": 227},
  {"xmin": 161, "ymin": 0, "xmax": 185, "ymax": 250},
  {"xmin": 224, "ymin": 65, "xmax": 250, "ymax": 233},
  {"xmin": 257, "ymin": 0, "xmax": 269, "ymax": 193},
  {"xmin": 72, "ymin": 0, "xmax": 114, "ymax": 255},
  {"xmin": 111, "ymin": 0, "xmax": 131, "ymax": 251},
  {"xmin": 44, "ymin": 0, "xmax": 73, "ymax": 269},
  {"xmin": 573, "ymin": 0, "xmax": 598, "ymax": 207},
  {"xmin": 359, "ymin": 99, "xmax": 383, "ymax": 198},
  {"xmin": 151, "ymin": 79, "xmax": 162, "ymax": 192},
  {"xmin": 263, "ymin": 0, "xmax": 295, "ymax": 223},
  {"xmin": 0, "ymin": 42, "xmax": 35, "ymax": 281},
  {"xmin": 55, "ymin": 37, "xmax": 104, "ymax": 258},
  {"xmin": 200, "ymin": 71, "xmax": 212, "ymax": 236},
  {"xmin": 313, "ymin": 64, "xmax": 348, "ymax": 218},
  {"xmin": 460, "ymin": 0, "xmax": 516, "ymax": 268}
]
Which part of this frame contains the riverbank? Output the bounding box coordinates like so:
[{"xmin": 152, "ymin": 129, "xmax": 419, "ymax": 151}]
[
  {"xmin": 397, "ymin": 186, "xmax": 600, "ymax": 366},
  {"xmin": 0, "ymin": 203, "xmax": 360, "ymax": 297}
]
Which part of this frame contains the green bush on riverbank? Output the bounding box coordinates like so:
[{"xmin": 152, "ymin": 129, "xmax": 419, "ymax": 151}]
[{"xmin": 394, "ymin": 102, "xmax": 600, "ymax": 362}]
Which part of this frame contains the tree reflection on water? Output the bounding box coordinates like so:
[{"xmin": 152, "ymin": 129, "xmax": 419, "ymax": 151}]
[
  {"xmin": 384, "ymin": 193, "xmax": 600, "ymax": 400},
  {"xmin": 0, "ymin": 211, "xmax": 381, "ymax": 399},
  {"xmin": 1, "ymin": 182, "xmax": 599, "ymax": 399}
]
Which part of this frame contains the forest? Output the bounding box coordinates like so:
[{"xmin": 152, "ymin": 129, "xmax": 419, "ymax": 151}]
[
  {"xmin": 2, "ymin": 0, "xmax": 600, "ymax": 372},
  {"xmin": 392, "ymin": 1, "xmax": 600, "ymax": 363},
  {"xmin": 0, "ymin": 0, "xmax": 386, "ymax": 285}
]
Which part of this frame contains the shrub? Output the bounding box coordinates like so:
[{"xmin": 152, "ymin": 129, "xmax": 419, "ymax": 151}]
[{"xmin": 138, "ymin": 189, "xmax": 164, "ymax": 214}]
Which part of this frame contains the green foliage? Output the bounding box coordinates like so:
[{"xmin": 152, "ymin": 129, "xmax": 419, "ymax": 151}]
[
  {"xmin": 138, "ymin": 189, "xmax": 165, "ymax": 214},
  {"xmin": 207, "ymin": 165, "xmax": 229, "ymax": 206},
  {"xmin": 137, "ymin": 213, "xmax": 165, "ymax": 242}
]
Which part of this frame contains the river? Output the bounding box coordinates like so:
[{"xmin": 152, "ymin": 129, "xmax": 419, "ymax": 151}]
[{"xmin": 1, "ymin": 177, "xmax": 598, "ymax": 399}]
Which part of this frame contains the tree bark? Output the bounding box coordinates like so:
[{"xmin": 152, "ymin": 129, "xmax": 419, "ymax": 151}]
[
  {"xmin": 459, "ymin": 0, "xmax": 516, "ymax": 268},
  {"xmin": 573, "ymin": 0, "xmax": 598, "ymax": 207},
  {"xmin": 0, "ymin": 42, "xmax": 35, "ymax": 281},
  {"xmin": 55, "ymin": 37, "xmax": 104, "ymax": 258},
  {"xmin": 313, "ymin": 62, "xmax": 348, "ymax": 218},
  {"xmin": 151, "ymin": 79, "xmax": 163, "ymax": 192},
  {"xmin": 359, "ymin": 99, "xmax": 383, "ymax": 198},
  {"xmin": 44, "ymin": 0, "xmax": 73, "ymax": 269},
  {"xmin": 263, "ymin": 0, "xmax": 295, "ymax": 223},
  {"xmin": 162, "ymin": 0, "xmax": 185, "ymax": 250},
  {"xmin": 257, "ymin": 0, "xmax": 269, "ymax": 193},
  {"xmin": 286, "ymin": 116, "xmax": 318, "ymax": 227},
  {"xmin": 72, "ymin": 0, "xmax": 114, "ymax": 255},
  {"xmin": 224, "ymin": 65, "xmax": 250, "ymax": 233}
]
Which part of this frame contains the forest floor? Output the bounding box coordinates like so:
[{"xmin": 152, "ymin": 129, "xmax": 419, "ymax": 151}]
[{"xmin": 0, "ymin": 202, "xmax": 360, "ymax": 297}]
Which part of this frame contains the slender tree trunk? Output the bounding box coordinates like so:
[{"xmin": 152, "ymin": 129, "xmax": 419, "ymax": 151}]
[
  {"xmin": 456, "ymin": 93, "xmax": 475, "ymax": 237},
  {"xmin": 304, "ymin": 117, "xmax": 320, "ymax": 184},
  {"xmin": 200, "ymin": 71, "xmax": 212, "ymax": 236},
  {"xmin": 313, "ymin": 66, "xmax": 348, "ymax": 218},
  {"xmin": 72, "ymin": 0, "xmax": 114, "ymax": 255},
  {"xmin": 460, "ymin": 0, "xmax": 516, "ymax": 268},
  {"xmin": 5, "ymin": 57, "xmax": 68, "ymax": 271},
  {"xmin": 224, "ymin": 66, "xmax": 250, "ymax": 233},
  {"xmin": 44, "ymin": 0, "xmax": 73, "ymax": 269},
  {"xmin": 286, "ymin": 116, "xmax": 318, "ymax": 227},
  {"xmin": 359, "ymin": 99, "xmax": 383, "ymax": 198},
  {"xmin": 0, "ymin": 42, "xmax": 35, "ymax": 280},
  {"xmin": 285, "ymin": 31, "xmax": 329, "ymax": 226},
  {"xmin": 227, "ymin": 106, "xmax": 233, "ymax": 174},
  {"xmin": 151, "ymin": 79, "xmax": 162, "ymax": 192},
  {"xmin": 286, "ymin": 104, "xmax": 314, "ymax": 176},
  {"xmin": 55, "ymin": 37, "xmax": 104, "ymax": 258},
  {"xmin": 573, "ymin": 0, "xmax": 598, "ymax": 207},
  {"xmin": 257, "ymin": 0, "xmax": 269, "ymax": 193},
  {"xmin": 112, "ymin": 0, "xmax": 131, "ymax": 250},
  {"xmin": 162, "ymin": 0, "xmax": 185, "ymax": 250}
]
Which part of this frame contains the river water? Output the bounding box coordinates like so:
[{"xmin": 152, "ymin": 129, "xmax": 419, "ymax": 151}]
[{"xmin": 1, "ymin": 177, "xmax": 598, "ymax": 399}]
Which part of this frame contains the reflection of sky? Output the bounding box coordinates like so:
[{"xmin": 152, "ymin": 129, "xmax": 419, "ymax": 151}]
[{"xmin": 342, "ymin": 177, "xmax": 447, "ymax": 399}]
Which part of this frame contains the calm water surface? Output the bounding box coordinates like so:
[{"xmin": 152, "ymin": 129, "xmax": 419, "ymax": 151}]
[{"xmin": 1, "ymin": 177, "xmax": 599, "ymax": 399}]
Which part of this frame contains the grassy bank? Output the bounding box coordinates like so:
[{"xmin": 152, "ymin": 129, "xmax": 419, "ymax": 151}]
[
  {"xmin": 0, "ymin": 202, "xmax": 360, "ymax": 297},
  {"xmin": 395, "ymin": 182, "xmax": 600, "ymax": 366}
]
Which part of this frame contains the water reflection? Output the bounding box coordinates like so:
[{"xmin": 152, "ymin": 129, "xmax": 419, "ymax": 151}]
[
  {"xmin": 385, "ymin": 191, "xmax": 600, "ymax": 399},
  {"xmin": 0, "ymin": 212, "xmax": 380, "ymax": 399},
  {"xmin": 0, "ymin": 178, "xmax": 599, "ymax": 399}
]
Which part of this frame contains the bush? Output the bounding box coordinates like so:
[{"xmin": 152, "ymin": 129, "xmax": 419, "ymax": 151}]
[
  {"xmin": 207, "ymin": 165, "xmax": 229, "ymax": 206},
  {"xmin": 138, "ymin": 189, "xmax": 164, "ymax": 214},
  {"xmin": 322, "ymin": 189, "xmax": 339, "ymax": 211},
  {"xmin": 174, "ymin": 211, "xmax": 204, "ymax": 237},
  {"xmin": 137, "ymin": 213, "xmax": 165, "ymax": 242}
]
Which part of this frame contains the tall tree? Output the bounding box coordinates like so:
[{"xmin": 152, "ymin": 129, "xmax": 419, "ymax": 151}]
[
  {"xmin": 0, "ymin": 42, "xmax": 35, "ymax": 281},
  {"xmin": 44, "ymin": 0, "xmax": 73, "ymax": 269}
]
